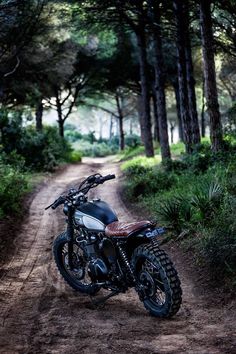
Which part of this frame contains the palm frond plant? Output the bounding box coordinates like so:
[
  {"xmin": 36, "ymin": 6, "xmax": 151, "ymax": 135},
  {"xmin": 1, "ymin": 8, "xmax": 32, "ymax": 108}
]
[
  {"xmin": 157, "ymin": 198, "xmax": 182, "ymax": 235},
  {"xmin": 191, "ymin": 182, "xmax": 223, "ymax": 221}
]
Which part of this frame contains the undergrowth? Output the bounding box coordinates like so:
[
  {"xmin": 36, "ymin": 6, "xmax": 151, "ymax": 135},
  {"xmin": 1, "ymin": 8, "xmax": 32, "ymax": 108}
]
[{"xmin": 122, "ymin": 142, "xmax": 236, "ymax": 287}]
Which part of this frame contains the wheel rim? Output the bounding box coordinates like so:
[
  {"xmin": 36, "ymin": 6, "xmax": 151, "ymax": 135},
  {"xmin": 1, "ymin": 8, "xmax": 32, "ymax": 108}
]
[
  {"xmin": 61, "ymin": 243, "xmax": 91, "ymax": 286},
  {"xmin": 137, "ymin": 258, "xmax": 166, "ymax": 306}
]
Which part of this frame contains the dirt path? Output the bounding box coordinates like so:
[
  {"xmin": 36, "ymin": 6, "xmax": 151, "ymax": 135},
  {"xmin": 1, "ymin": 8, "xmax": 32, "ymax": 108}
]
[{"xmin": 0, "ymin": 158, "xmax": 235, "ymax": 354}]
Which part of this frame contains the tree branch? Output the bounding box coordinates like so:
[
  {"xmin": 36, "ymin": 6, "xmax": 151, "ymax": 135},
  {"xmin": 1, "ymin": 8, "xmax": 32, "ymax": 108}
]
[{"xmin": 4, "ymin": 56, "xmax": 20, "ymax": 77}]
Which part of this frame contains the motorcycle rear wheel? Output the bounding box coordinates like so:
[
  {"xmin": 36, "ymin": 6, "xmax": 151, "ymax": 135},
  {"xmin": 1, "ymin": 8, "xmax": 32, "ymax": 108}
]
[
  {"xmin": 131, "ymin": 244, "xmax": 182, "ymax": 318},
  {"xmin": 53, "ymin": 232, "xmax": 100, "ymax": 295}
]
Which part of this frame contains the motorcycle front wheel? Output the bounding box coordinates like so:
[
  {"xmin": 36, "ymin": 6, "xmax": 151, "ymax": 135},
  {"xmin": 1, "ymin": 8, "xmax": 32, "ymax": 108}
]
[
  {"xmin": 131, "ymin": 244, "xmax": 182, "ymax": 318},
  {"xmin": 53, "ymin": 232, "xmax": 100, "ymax": 295}
]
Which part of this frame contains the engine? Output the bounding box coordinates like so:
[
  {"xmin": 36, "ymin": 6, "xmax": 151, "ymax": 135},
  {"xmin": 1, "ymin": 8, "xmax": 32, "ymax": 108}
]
[
  {"xmin": 88, "ymin": 258, "xmax": 109, "ymax": 281},
  {"xmin": 85, "ymin": 236, "xmax": 117, "ymax": 281}
]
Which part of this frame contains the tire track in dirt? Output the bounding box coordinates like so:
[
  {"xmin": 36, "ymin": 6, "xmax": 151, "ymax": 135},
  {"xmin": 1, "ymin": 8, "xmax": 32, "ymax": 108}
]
[{"xmin": 0, "ymin": 158, "xmax": 235, "ymax": 354}]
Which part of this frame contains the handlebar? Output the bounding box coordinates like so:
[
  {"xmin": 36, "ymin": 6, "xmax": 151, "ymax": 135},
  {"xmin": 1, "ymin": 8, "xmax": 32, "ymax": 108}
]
[
  {"xmin": 45, "ymin": 195, "xmax": 66, "ymax": 210},
  {"xmin": 45, "ymin": 173, "xmax": 116, "ymax": 210},
  {"xmin": 87, "ymin": 174, "xmax": 115, "ymax": 184}
]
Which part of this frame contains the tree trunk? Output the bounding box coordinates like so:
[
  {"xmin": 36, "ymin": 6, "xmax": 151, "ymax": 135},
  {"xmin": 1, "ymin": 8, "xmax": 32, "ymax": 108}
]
[
  {"xmin": 201, "ymin": 74, "xmax": 206, "ymax": 137},
  {"xmin": 200, "ymin": 0, "xmax": 223, "ymax": 151},
  {"xmin": 58, "ymin": 119, "xmax": 64, "ymax": 138},
  {"xmin": 109, "ymin": 114, "xmax": 114, "ymax": 141},
  {"xmin": 148, "ymin": 0, "xmax": 171, "ymax": 160},
  {"xmin": 185, "ymin": 4, "xmax": 200, "ymax": 145},
  {"xmin": 130, "ymin": 119, "xmax": 133, "ymax": 135},
  {"xmin": 137, "ymin": 94, "xmax": 145, "ymax": 144},
  {"xmin": 173, "ymin": 0, "xmax": 193, "ymax": 153},
  {"xmin": 35, "ymin": 98, "xmax": 43, "ymax": 131},
  {"xmin": 115, "ymin": 94, "xmax": 125, "ymax": 150},
  {"xmin": 136, "ymin": 28, "xmax": 154, "ymax": 157},
  {"xmin": 152, "ymin": 91, "xmax": 160, "ymax": 143},
  {"xmin": 170, "ymin": 123, "xmax": 175, "ymax": 144},
  {"xmin": 55, "ymin": 88, "xmax": 64, "ymax": 138},
  {"xmin": 173, "ymin": 80, "xmax": 184, "ymax": 142}
]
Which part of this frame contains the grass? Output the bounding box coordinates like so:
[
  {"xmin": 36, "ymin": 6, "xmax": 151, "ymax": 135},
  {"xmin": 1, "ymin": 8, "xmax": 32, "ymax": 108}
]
[
  {"xmin": 118, "ymin": 142, "xmax": 186, "ymax": 162},
  {"xmin": 121, "ymin": 155, "xmax": 162, "ymax": 171}
]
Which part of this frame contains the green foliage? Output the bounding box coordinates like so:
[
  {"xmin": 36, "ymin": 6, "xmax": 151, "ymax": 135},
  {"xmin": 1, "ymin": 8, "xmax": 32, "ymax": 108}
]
[
  {"xmin": 67, "ymin": 150, "xmax": 82, "ymax": 163},
  {"xmin": 19, "ymin": 126, "xmax": 73, "ymax": 171},
  {"xmin": 123, "ymin": 165, "xmax": 176, "ymax": 199},
  {"xmin": 122, "ymin": 147, "xmax": 236, "ymax": 284},
  {"xmin": 198, "ymin": 197, "xmax": 236, "ymax": 278},
  {"xmin": 121, "ymin": 155, "xmax": 161, "ymax": 172},
  {"xmin": 0, "ymin": 158, "xmax": 30, "ymax": 219},
  {"xmin": 157, "ymin": 196, "xmax": 193, "ymax": 235},
  {"xmin": 70, "ymin": 132, "xmax": 142, "ymax": 158},
  {"xmin": 170, "ymin": 142, "xmax": 185, "ymax": 155},
  {"xmin": 73, "ymin": 140, "xmax": 117, "ymax": 157},
  {"xmin": 226, "ymin": 103, "xmax": 236, "ymax": 134},
  {"xmin": 0, "ymin": 111, "xmax": 74, "ymax": 171},
  {"xmin": 191, "ymin": 182, "xmax": 224, "ymax": 220},
  {"xmin": 119, "ymin": 146, "xmax": 145, "ymax": 161}
]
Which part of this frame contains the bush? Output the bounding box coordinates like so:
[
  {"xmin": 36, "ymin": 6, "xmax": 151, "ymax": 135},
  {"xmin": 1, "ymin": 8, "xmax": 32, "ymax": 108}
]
[
  {"xmin": 199, "ymin": 197, "xmax": 236, "ymax": 279},
  {"xmin": 121, "ymin": 155, "xmax": 161, "ymax": 172},
  {"xmin": 122, "ymin": 140, "xmax": 236, "ymax": 285},
  {"xmin": 73, "ymin": 140, "xmax": 118, "ymax": 157},
  {"xmin": 124, "ymin": 167, "xmax": 176, "ymax": 199},
  {"xmin": 119, "ymin": 146, "xmax": 145, "ymax": 161},
  {"xmin": 157, "ymin": 196, "xmax": 193, "ymax": 235},
  {"xmin": 0, "ymin": 150, "xmax": 26, "ymax": 170},
  {"xmin": 67, "ymin": 150, "xmax": 82, "ymax": 163},
  {"xmin": 125, "ymin": 134, "xmax": 141, "ymax": 148},
  {"xmin": 1, "ymin": 122, "xmax": 73, "ymax": 171},
  {"xmin": 0, "ymin": 159, "xmax": 29, "ymax": 218}
]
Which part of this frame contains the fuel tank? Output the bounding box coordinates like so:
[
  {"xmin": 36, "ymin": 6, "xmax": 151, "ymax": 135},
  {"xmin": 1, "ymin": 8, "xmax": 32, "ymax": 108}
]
[{"xmin": 74, "ymin": 200, "xmax": 118, "ymax": 231}]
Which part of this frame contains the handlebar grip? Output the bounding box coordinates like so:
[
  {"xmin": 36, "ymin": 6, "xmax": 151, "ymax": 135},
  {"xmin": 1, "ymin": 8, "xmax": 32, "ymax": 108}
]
[
  {"xmin": 87, "ymin": 175, "xmax": 96, "ymax": 183},
  {"xmin": 51, "ymin": 196, "xmax": 65, "ymax": 209},
  {"xmin": 103, "ymin": 174, "xmax": 116, "ymax": 181}
]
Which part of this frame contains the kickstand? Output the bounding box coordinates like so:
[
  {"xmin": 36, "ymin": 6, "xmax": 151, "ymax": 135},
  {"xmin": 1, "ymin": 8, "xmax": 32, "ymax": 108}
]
[{"xmin": 90, "ymin": 290, "xmax": 120, "ymax": 309}]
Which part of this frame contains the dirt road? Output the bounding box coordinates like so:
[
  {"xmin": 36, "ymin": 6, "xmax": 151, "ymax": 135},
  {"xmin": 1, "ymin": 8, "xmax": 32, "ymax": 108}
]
[{"xmin": 0, "ymin": 158, "xmax": 235, "ymax": 354}]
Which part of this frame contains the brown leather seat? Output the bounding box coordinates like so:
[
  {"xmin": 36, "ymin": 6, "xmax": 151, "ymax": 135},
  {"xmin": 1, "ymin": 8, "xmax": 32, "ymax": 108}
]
[{"xmin": 105, "ymin": 220, "xmax": 153, "ymax": 238}]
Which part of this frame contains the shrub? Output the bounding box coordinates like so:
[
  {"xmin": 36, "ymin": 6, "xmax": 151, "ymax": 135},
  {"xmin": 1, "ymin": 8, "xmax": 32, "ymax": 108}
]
[
  {"xmin": 199, "ymin": 197, "xmax": 236, "ymax": 279},
  {"xmin": 122, "ymin": 143, "xmax": 236, "ymax": 285},
  {"xmin": 124, "ymin": 168, "xmax": 176, "ymax": 199},
  {"xmin": 170, "ymin": 141, "xmax": 185, "ymax": 155},
  {"xmin": 125, "ymin": 134, "xmax": 141, "ymax": 148},
  {"xmin": 67, "ymin": 150, "xmax": 82, "ymax": 163},
  {"xmin": 1, "ymin": 115, "xmax": 73, "ymax": 171},
  {"xmin": 121, "ymin": 155, "xmax": 161, "ymax": 172},
  {"xmin": 0, "ymin": 159, "xmax": 29, "ymax": 218},
  {"xmin": 156, "ymin": 195, "xmax": 194, "ymax": 235},
  {"xmin": 17, "ymin": 126, "xmax": 73, "ymax": 171},
  {"xmin": 191, "ymin": 182, "xmax": 224, "ymax": 221},
  {"xmin": 119, "ymin": 146, "xmax": 145, "ymax": 161},
  {"xmin": 0, "ymin": 150, "xmax": 26, "ymax": 170},
  {"xmin": 73, "ymin": 140, "xmax": 118, "ymax": 157}
]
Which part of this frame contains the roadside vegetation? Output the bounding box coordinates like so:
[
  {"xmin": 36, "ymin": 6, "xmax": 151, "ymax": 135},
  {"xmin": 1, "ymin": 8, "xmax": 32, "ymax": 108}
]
[
  {"xmin": 122, "ymin": 138, "xmax": 236, "ymax": 288},
  {"xmin": 66, "ymin": 124, "xmax": 141, "ymax": 158},
  {"xmin": 0, "ymin": 110, "xmax": 81, "ymax": 219}
]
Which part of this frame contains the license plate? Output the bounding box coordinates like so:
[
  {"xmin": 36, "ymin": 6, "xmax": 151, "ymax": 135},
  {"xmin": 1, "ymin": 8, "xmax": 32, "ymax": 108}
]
[{"xmin": 146, "ymin": 227, "xmax": 165, "ymax": 238}]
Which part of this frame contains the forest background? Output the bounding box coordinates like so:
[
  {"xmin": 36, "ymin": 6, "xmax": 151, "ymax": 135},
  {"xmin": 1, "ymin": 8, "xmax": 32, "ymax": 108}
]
[{"xmin": 1, "ymin": 0, "xmax": 236, "ymax": 289}]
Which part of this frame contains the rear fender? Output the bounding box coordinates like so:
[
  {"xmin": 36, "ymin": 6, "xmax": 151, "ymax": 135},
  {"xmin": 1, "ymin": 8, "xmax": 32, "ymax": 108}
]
[{"xmin": 125, "ymin": 227, "xmax": 165, "ymax": 258}]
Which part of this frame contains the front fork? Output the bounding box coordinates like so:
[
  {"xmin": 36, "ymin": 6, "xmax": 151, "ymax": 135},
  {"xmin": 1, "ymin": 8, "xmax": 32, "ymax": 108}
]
[{"xmin": 66, "ymin": 206, "xmax": 75, "ymax": 270}]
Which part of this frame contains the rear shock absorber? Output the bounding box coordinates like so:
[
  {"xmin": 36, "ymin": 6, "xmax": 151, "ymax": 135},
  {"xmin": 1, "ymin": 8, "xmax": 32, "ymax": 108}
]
[{"xmin": 117, "ymin": 244, "xmax": 136, "ymax": 283}]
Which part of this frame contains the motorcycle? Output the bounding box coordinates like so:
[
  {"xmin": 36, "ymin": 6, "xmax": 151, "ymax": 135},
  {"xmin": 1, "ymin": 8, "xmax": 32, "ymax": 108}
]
[{"xmin": 46, "ymin": 173, "xmax": 182, "ymax": 318}]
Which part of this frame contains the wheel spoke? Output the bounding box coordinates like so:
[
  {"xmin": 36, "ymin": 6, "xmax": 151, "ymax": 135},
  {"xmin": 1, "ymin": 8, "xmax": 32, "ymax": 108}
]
[
  {"xmin": 62, "ymin": 243, "xmax": 91, "ymax": 286},
  {"xmin": 140, "ymin": 258, "xmax": 166, "ymax": 306}
]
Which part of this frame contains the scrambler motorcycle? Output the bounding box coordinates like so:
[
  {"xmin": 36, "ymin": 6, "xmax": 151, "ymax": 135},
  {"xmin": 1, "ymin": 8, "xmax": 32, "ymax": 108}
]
[{"xmin": 46, "ymin": 173, "xmax": 182, "ymax": 318}]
